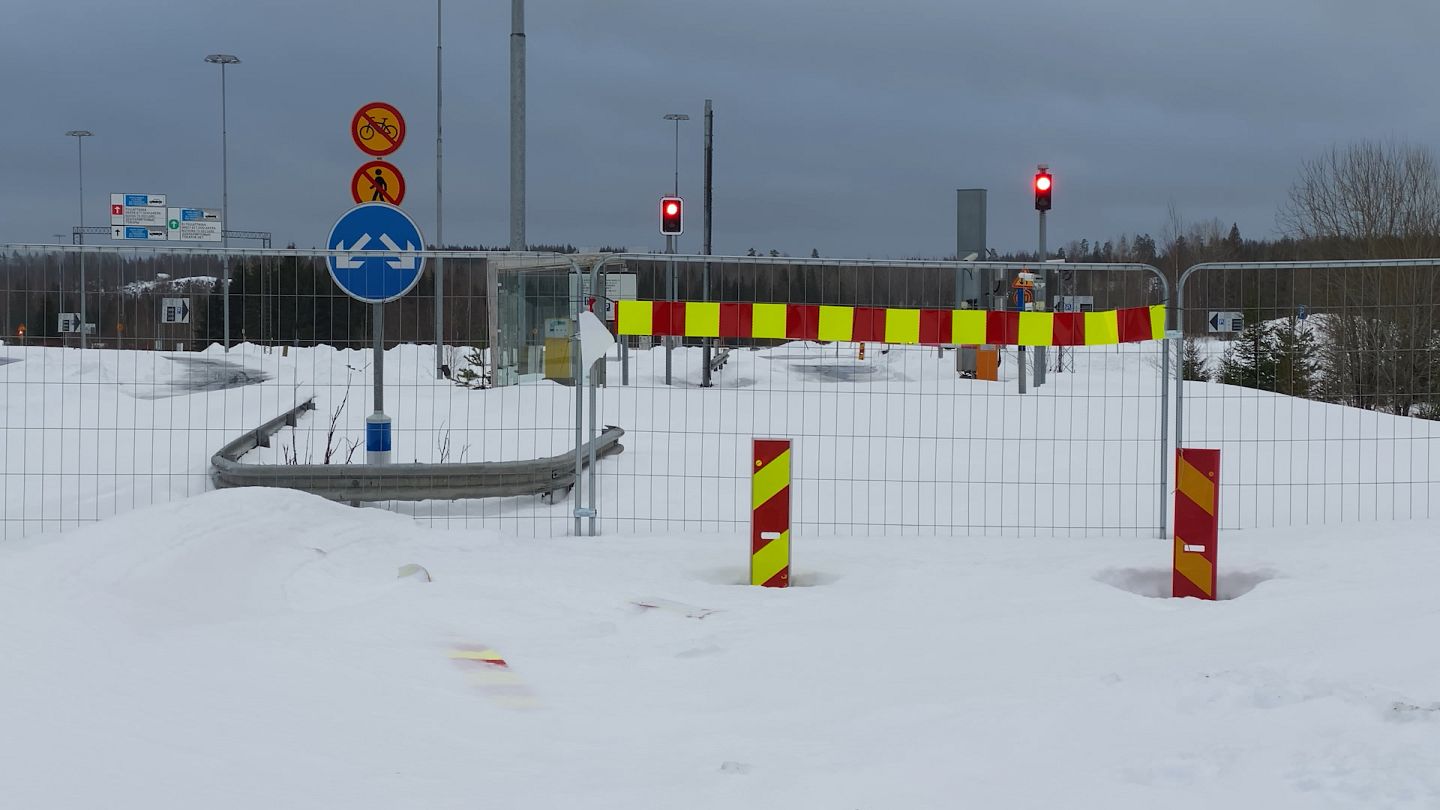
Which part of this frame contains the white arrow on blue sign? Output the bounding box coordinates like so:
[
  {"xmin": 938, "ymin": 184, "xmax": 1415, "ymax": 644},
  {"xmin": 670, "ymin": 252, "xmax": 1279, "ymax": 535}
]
[{"xmin": 326, "ymin": 202, "xmax": 427, "ymax": 303}]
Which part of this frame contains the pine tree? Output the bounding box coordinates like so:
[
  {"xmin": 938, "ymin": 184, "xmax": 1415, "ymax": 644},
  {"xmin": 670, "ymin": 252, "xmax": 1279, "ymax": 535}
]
[
  {"xmin": 1219, "ymin": 320, "xmax": 1279, "ymax": 391},
  {"xmin": 1182, "ymin": 337, "xmax": 1210, "ymax": 381},
  {"xmin": 1272, "ymin": 317, "xmax": 1320, "ymax": 397},
  {"xmin": 810, "ymin": 248, "xmax": 820, "ymax": 258},
  {"xmin": 1226, "ymin": 223, "xmax": 1243, "ymax": 257}
]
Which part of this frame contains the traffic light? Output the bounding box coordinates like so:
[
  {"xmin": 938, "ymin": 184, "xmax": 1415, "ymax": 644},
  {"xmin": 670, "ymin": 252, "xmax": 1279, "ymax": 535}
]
[
  {"xmin": 660, "ymin": 196, "xmax": 684, "ymax": 235},
  {"xmin": 1034, "ymin": 170, "xmax": 1053, "ymax": 211}
]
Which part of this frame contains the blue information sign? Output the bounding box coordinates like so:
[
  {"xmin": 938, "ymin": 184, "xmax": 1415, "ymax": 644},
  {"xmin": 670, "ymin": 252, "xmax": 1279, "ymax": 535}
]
[{"xmin": 326, "ymin": 203, "xmax": 427, "ymax": 304}]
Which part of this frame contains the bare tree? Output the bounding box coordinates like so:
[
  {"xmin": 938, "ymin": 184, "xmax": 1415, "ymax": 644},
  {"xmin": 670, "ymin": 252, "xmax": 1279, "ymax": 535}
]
[{"xmin": 1279, "ymin": 140, "xmax": 1440, "ymax": 258}]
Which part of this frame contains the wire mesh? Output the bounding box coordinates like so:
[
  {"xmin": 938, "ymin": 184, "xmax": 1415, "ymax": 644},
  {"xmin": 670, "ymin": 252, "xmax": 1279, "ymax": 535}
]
[
  {"xmin": 1176, "ymin": 260, "xmax": 1440, "ymax": 529},
  {"xmin": 584, "ymin": 254, "xmax": 1171, "ymax": 538},
  {"xmin": 3, "ymin": 245, "xmax": 1172, "ymax": 540}
]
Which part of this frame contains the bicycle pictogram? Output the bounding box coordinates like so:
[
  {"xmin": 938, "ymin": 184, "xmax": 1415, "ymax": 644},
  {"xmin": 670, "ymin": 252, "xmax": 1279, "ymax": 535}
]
[{"xmin": 359, "ymin": 116, "xmax": 399, "ymax": 142}]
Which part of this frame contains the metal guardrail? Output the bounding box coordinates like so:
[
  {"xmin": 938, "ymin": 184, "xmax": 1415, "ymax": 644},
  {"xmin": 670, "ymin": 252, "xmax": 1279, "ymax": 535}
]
[{"xmin": 211, "ymin": 398, "xmax": 625, "ymax": 502}]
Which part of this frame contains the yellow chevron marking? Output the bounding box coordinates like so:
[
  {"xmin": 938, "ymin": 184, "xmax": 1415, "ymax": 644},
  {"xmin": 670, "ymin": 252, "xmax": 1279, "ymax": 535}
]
[
  {"xmin": 753, "ymin": 303, "xmax": 787, "ymax": 339},
  {"xmin": 1083, "ymin": 310, "xmax": 1119, "ymax": 345},
  {"xmin": 884, "ymin": 308, "xmax": 921, "ymax": 344},
  {"xmin": 952, "ymin": 310, "xmax": 986, "ymax": 345},
  {"xmin": 685, "ymin": 302, "xmax": 720, "ymax": 337},
  {"xmin": 1150, "ymin": 305, "xmax": 1167, "ymax": 340},
  {"xmin": 1017, "ymin": 312, "xmax": 1052, "ymax": 346},
  {"xmin": 1174, "ymin": 537, "xmax": 1214, "ymax": 597},
  {"xmin": 752, "ymin": 450, "xmax": 791, "ymax": 510},
  {"xmin": 1177, "ymin": 457, "xmax": 1216, "ymax": 516},
  {"xmin": 817, "ymin": 306, "xmax": 854, "ymax": 341},
  {"xmin": 751, "ymin": 530, "xmax": 790, "ymax": 586},
  {"xmin": 616, "ymin": 300, "xmax": 652, "ymax": 336}
]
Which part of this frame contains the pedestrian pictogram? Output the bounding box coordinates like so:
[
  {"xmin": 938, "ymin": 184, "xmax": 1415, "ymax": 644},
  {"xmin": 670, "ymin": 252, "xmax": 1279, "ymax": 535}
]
[
  {"xmin": 351, "ymin": 161, "xmax": 407, "ymax": 205},
  {"xmin": 351, "ymin": 102, "xmax": 406, "ymax": 156}
]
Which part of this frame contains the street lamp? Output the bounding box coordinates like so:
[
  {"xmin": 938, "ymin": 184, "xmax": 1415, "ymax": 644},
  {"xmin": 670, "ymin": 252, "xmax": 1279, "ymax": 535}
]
[
  {"xmin": 205, "ymin": 53, "xmax": 240, "ymax": 350},
  {"xmin": 64, "ymin": 130, "xmax": 93, "ymax": 349},
  {"xmin": 663, "ymin": 113, "xmax": 690, "ymax": 196}
]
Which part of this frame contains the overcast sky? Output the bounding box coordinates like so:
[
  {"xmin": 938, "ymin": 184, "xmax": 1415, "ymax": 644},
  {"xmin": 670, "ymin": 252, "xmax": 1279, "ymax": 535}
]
[{"xmin": 4, "ymin": 0, "xmax": 1438, "ymax": 257}]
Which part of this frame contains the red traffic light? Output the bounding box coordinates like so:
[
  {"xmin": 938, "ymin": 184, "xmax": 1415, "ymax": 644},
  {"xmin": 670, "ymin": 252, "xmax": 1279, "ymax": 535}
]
[
  {"xmin": 1034, "ymin": 170, "xmax": 1053, "ymax": 211},
  {"xmin": 660, "ymin": 196, "xmax": 684, "ymax": 235}
]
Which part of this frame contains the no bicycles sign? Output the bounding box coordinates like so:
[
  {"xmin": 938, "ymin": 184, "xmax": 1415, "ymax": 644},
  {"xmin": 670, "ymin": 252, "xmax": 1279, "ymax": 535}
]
[{"xmin": 351, "ymin": 101, "xmax": 406, "ymax": 157}]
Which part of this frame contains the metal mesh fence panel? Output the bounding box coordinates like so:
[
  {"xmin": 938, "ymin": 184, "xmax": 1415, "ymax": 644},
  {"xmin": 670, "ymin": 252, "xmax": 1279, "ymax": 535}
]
[
  {"xmin": 581, "ymin": 254, "xmax": 1171, "ymax": 538},
  {"xmin": 0, "ymin": 244, "xmax": 577, "ymax": 539},
  {"xmin": 1176, "ymin": 260, "xmax": 1440, "ymax": 529},
  {"xmin": 3, "ymin": 246, "xmax": 1171, "ymax": 540}
]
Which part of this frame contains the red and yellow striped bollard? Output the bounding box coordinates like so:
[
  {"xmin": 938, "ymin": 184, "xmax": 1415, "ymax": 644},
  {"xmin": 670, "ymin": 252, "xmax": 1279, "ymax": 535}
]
[
  {"xmin": 1174, "ymin": 449, "xmax": 1220, "ymax": 600},
  {"xmin": 751, "ymin": 439, "xmax": 792, "ymax": 588}
]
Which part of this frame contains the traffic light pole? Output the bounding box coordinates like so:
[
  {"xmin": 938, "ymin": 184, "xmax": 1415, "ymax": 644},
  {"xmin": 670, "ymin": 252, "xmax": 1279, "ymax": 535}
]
[
  {"xmin": 1036, "ymin": 207, "xmax": 1048, "ymax": 387},
  {"xmin": 665, "ymin": 233, "xmax": 675, "ymax": 385}
]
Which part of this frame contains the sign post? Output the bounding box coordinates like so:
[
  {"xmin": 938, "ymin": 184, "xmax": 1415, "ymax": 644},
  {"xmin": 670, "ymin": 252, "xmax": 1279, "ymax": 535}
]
[{"xmin": 326, "ymin": 203, "xmax": 427, "ymax": 465}]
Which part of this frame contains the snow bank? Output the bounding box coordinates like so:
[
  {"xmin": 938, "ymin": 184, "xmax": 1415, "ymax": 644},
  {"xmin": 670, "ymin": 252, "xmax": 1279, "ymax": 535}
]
[{"xmin": 1, "ymin": 490, "xmax": 1437, "ymax": 808}]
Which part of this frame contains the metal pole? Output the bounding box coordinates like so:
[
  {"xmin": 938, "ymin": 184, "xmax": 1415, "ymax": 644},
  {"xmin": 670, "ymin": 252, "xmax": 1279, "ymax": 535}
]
[
  {"xmin": 509, "ymin": 0, "xmax": 526, "ymax": 251},
  {"xmin": 573, "ymin": 304, "xmax": 584, "ymax": 536},
  {"xmin": 665, "ymin": 234, "xmax": 675, "ymax": 385},
  {"xmin": 221, "ymin": 61, "xmax": 231, "ymax": 350},
  {"xmin": 1159, "ymin": 311, "xmax": 1172, "ymax": 538},
  {"xmin": 588, "ymin": 358, "xmax": 598, "ymax": 536},
  {"xmin": 1035, "ymin": 207, "xmax": 1047, "ymax": 387},
  {"xmin": 701, "ymin": 99, "xmax": 714, "ymax": 387},
  {"xmin": 1175, "ymin": 281, "xmax": 1186, "ymax": 469},
  {"xmin": 672, "ymin": 117, "xmax": 680, "ymax": 196},
  {"xmin": 367, "ymin": 303, "xmax": 392, "ymax": 465},
  {"xmin": 374, "ymin": 305, "xmax": 384, "ymax": 415},
  {"xmin": 435, "ymin": 0, "xmax": 446, "ymax": 378},
  {"xmin": 75, "ymin": 134, "xmax": 88, "ymax": 349}
]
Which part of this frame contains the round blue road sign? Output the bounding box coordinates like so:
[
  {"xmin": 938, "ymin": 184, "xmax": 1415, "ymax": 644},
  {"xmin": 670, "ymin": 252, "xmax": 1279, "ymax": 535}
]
[{"xmin": 326, "ymin": 202, "xmax": 427, "ymax": 303}]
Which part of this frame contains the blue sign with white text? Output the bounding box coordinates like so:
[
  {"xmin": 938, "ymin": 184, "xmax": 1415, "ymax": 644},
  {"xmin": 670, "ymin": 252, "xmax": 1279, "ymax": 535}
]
[{"xmin": 326, "ymin": 203, "xmax": 427, "ymax": 303}]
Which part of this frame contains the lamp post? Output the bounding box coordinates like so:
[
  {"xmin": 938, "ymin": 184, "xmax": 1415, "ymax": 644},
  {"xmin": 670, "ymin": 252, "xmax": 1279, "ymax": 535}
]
[
  {"xmin": 661, "ymin": 113, "xmax": 689, "ymax": 385},
  {"xmin": 64, "ymin": 130, "xmax": 93, "ymax": 349},
  {"xmin": 663, "ymin": 113, "xmax": 690, "ymax": 197},
  {"xmin": 205, "ymin": 53, "xmax": 240, "ymax": 350}
]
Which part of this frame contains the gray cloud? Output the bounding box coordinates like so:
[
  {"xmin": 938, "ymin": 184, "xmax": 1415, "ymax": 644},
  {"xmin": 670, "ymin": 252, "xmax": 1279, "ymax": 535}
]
[{"xmin": 4, "ymin": 0, "xmax": 1438, "ymax": 257}]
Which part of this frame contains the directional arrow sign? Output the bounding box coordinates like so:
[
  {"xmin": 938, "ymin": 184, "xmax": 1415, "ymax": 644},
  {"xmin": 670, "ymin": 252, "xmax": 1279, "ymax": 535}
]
[
  {"xmin": 1208, "ymin": 311, "xmax": 1244, "ymax": 333},
  {"xmin": 326, "ymin": 203, "xmax": 426, "ymax": 303}
]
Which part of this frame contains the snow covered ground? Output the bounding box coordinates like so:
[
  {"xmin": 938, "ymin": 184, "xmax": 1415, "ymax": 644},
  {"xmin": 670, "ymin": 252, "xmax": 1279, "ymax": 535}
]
[
  {"xmin": 4, "ymin": 338, "xmax": 1440, "ymax": 807},
  {"xmin": 2, "ymin": 488, "xmax": 1437, "ymax": 809}
]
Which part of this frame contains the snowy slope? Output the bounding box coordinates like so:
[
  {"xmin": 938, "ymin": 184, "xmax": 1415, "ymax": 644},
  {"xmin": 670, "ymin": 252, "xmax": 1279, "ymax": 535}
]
[{"xmin": 1, "ymin": 488, "xmax": 1437, "ymax": 809}]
